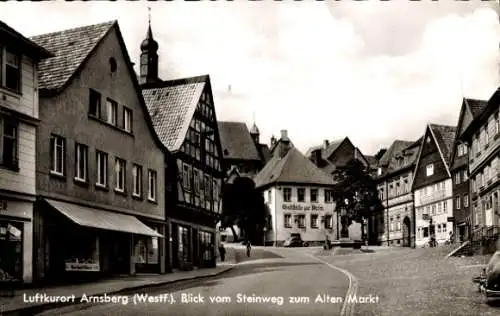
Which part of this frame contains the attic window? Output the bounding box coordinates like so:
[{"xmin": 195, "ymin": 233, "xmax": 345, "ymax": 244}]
[
  {"xmin": 426, "ymin": 136, "xmax": 431, "ymax": 144},
  {"xmin": 109, "ymin": 57, "xmax": 117, "ymax": 72},
  {"xmin": 223, "ymin": 149, "xmax": 229, "ymax": 155}
]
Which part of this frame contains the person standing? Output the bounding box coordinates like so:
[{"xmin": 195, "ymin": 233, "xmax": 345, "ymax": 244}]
[
  {"xmin": 246, "ymin": 241, "xmax": 251, "ymax": 257},
  {"xmin": 218, "ymin": 244, "xmax": 226, "ymax": 262}
]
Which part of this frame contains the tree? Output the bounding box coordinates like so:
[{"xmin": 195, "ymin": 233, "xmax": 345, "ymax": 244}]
[
  {"xmin": 221, "ymin": 177, "xmax": 269, "ymax": 244},
  {"xmin": 332, "ymin": 159, "xmax": 384, "ymax": 240}
]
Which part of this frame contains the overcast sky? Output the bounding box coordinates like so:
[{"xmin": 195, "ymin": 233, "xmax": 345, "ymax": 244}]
[{"xmin": 1, "ymin": 1, "xmax": 499, "ymax": 156}]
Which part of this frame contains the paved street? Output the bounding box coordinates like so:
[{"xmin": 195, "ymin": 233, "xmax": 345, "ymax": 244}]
[
  {"xmin": 33, "ymin": 246, "xmax": 500, "ymax": 316},
  {"xmin": 36, "ymin": 249, "xmax": 350, "ymax": 316}
]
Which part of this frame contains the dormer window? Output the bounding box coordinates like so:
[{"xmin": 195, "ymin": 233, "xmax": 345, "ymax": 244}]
[
  {"xmin": 377, "ymin": 167, "xmax": 382, "ymax": 176},
  {"xmin": 426, "ymin": 164, "xmax": 434, "ymax": 177}
]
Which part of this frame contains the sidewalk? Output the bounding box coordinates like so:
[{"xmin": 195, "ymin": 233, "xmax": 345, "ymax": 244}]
[{"xmin": 0, "ymin": 265, "xmax": 233, "ymax": 315}]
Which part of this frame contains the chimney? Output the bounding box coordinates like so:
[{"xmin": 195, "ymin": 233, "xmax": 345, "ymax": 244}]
[
  {"xmin": 280, "ymin": 129, "xmax": 289, "ymax": 141},
  {"xmin": 279, "ymin": 130, "xmax": 291, "ymax": 158},
  {"xmin": 323, "ymin": 139, "xmax": 329, "ymax": 149}
]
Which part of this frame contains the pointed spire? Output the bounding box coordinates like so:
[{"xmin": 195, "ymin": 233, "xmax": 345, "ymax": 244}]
[
  {"xmin": 250, "ymin": 111, "xmax": 260, "ymax": 135},
  {"xmin": 141, "ymin": 6, "xmax": 158, "ymax": 52}
]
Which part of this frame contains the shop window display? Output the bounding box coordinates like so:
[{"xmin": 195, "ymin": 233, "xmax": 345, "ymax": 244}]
[
  {"xmin": 135, "ymin": 229, "xmax": 159, "ymax": 265},
  {"xmin": 178, "ymin": 226, "xmax": 190, "ymax": 262},
  {"xmin": 0, "ymin": 221, "xmax": 22, "ymax": 280},
  {"xmin": 64, "ymin": 232, "xmax": 99, "ymax": 272},
  {"xmin": 199, "ymin": 231, "xmax": 213, "ymax": 261}
]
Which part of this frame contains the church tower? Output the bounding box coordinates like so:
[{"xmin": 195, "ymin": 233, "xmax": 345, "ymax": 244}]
[{"xmin": 139, "ymin": 9, "xmax": 159, "ymax": 84}]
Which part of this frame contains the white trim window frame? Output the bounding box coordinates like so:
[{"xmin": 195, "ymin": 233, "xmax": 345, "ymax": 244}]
[
  {"xmin": 106, "ymin": 99, "xmax": 118, "ymax": 126},
  {"xmin": 50, "ymin": 134, "xmax": 65, "ymax": 175},
  {"xmin": 74, "ymin": 143, "xmax": 88, "ymax": 182},
  {"xmin": 0, "ymin": 115, "xmax": 18, "ymax": 169},
  {"xmin": 1, "ymin": 47, "xmax": 21, "ymax": 93},
  {"xmin": 115, "ymin": 158, "xmax": 126, "ymax": 192},
  {"xmin": 123, "ymin": 107, "xmax": 132, "ymax": 132},
  {"xmin": 132, "ymin": 164, "xmax": 142, "ymax": 197},
  {"xmin": 96, "ymin": 151, "xmax": 108, "ymax": 187},
  {"xmin": 148, "ymin": 169, "xmax": 157, "ymax": 201}
]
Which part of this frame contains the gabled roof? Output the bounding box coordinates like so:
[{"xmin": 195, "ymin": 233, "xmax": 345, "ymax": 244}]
[
  {"xmin": 466, "ymin": 98, "xmax": 488, "ymax": 119},
  {"xmin": 142, "ymin": 75, "xmax": 210, "ymax": 152},
  {"xmin": 30, "ymin": 20, "xmax": 115, "ymax": 92},
  {"xmin": 254, "ymin": 147, "xmax": 335, "ymax": 189},
  {"xmin": 450, "ymin": 98, "xmax": 486, "ymax": 169},
  {"xmin": 429, "ymin": 124, "xmax": 456, "ymax": 167},
  {"xmin": 30, "ymin": 20, "xmax": 167, "ymax": 154},
  {"xmin": 0, "ymin": 20, "xmax": 53, "ymax": 60},
  {"xmin": 257, "ymin": 143, "xmax": 272, "ymax": 163},
  {"xmin": 378, "ymin": 140, "xmax": 414, "ymax": 167},
  {"xmin": 305, "ymin": 138, "xmax": 346, "ymax": 160},
  {"xmin": 217, "ymin": 121, "xmax": 261, "ymax": 161}
]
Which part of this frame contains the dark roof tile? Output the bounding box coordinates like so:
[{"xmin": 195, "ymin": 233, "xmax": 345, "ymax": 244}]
[
  {"xmin": 255, "ymin": 147, "xmax": 334, "ymax": 188},
  {"xmin": 142, "ymin": 80, "xmax": 205, "ymax": 151},
  {"xmin": 429, "ymin": 124, "xmax": 457, "ymax": 166},
  {"xmin": 466, "ymin": 98, "xmax": 488, "ymax": 118},
  {"xmin": 217, "ymin": 121, "xmax": 261, "ymax": 161},
  {"xmin": 30, "ymin": 21, "xmax": 115, "ymax": 91}
]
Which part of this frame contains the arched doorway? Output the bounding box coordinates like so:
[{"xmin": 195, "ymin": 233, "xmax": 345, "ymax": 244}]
[{"xmin": 402, "ymin": 217, "xmax": 411, "ymax": 247}]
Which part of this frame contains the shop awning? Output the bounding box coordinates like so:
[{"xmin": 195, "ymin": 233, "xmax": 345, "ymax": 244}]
[{"xmin": 44, "ymin": 199, "xmax": 163, "ymax": 238}]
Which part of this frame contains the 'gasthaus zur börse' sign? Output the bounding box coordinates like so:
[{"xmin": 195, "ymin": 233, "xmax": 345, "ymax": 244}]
[{"xmin": 281, "ymin": 204, "xmax": 324, "ymax": 211}]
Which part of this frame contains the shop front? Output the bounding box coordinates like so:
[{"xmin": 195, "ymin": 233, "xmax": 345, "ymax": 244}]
[
  {"xmin": 34, "ymin": 198, "xmax": 164, "ymax": 284},
  {"xmin": 170, "ymin": 220, "xmax": 215, "ymax": 271},
  {"xmin": 0, "ymin": 197, "xmax": 33, "ymax": 284}
]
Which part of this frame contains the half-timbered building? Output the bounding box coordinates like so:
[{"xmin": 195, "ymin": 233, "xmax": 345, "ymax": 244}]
[{"xmin": 140, "ymin": 23, "xmax": 223, "ymax": 271}]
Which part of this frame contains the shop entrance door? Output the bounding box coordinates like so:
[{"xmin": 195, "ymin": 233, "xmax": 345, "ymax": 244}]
[{"xmin": 110, "ymin": 233, "xmax": 130, "ymax": 275}]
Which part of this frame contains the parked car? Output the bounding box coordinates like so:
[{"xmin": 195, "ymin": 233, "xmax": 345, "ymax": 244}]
[
  {"xmin": 473, "ymin": 250, "xmax": 500, "ymax": 298},
  {"xmin": 283, "ymin": 234, "xmax": 309, "ymax": 247}
]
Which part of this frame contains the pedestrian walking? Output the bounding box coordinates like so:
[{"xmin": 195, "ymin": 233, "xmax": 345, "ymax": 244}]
[
  {"xmin": 219, "ymin": 244, "xmax": 226, "ymax": 262},
  {"xmin": 246, "ymin": 241, "xmax": 251, "ymax": 257}
]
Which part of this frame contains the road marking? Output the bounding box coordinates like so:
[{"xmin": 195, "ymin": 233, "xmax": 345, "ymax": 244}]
[
  {"xmin": 458, "ymin": 264, "xmax": 487, "ymax": 269},
  {"xmin": 307, "ymin": 254, "xmax": 359, "ymax": 316}
]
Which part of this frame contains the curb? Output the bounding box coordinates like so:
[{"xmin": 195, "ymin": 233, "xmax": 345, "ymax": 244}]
[{"xmin": 1, "ymin": 266, "xmax": 234, "ymax": 316}]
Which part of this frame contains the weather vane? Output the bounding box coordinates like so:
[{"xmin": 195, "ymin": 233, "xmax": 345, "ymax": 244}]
[{"xmin": 148, "ymin": 7, "xmax": 151, "ymax": 25}]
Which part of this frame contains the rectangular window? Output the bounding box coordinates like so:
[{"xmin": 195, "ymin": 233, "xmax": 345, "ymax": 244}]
[
  {"xmin": 325, "ymin": 189, "xmax": 334, "ymax": 203},
  {"xmin": 148, "ymin": 170, "xmax": 157, "ymax": 201},
  {"xmin": 106, "ymin": 99, "xmax": 118, "ymax": 125},
  {"xmin": 88, "ymin": 89, "xmax": 101, "ymax": 117},
  {"xmin": 284, "ymin": 214, "xmax": 292, "ymax": 228},
  {"xmin": 123, "ymin": 107, "xmax": 132, "ymax": 132},
  {"xmin": 456, "ymin": 196, "xmax": 461, "ymax": 209},
  {"xmin": 204, "ymin": 175, "xmax": 211, "ymax": 200},
  {"xmin": 310, "ymin": 189, "xmax": 318, "ymax": 203},
  {"xmin": 496, "ymin": 113, "xmax": 499, "ymax": 135},
  {"xmin": 267, "ymin": 190, "xmax": 272, "ymax": 203},
  {"xmin": 297, "ymin": 188, "xmax": 305, "ymax": 202},
  {"xmin": 438, "ymin": 202, "xmax": 442, "ymax": 213},
  {"xmin": 132, "ymin": 164, "xmax": 142, "ymax": 197},
  {"xmin": 463, "ymin": 170, "xmax": 468, "ymax": 181},
  {"xmin": 193, "ymin": 168, "xmax": 200, "ymax": 195},
  {"xmin": 96, "ymin": 151, "xmax": 108, "ymax": 186},
  {"xmin": 0, "ymin": 116, "xmax": 18, "ymax": 169},
  {"xmin": 183, "ymin": 164, "xmax": 190, "ymax": 190},
  {"xmin": 325, "ymin": 215, "xmax": 333, "ymax": 229},
  {"xmin": 443, "ymin": 201, "xmax": 447, "ymax": 213},
  {"xmin": 426, "ymin": 164, "xmax": 434, "ymax": 176},
  {"xmin": 464, "ymin": 194, "xmax": 469, "ymax": 208},
  {"xmin": 310, "ymin": 214, "xmax": 319, "ymax": 228},
  {"xmin": 463, "ymin": 144, "xmax": 468, "ymax": 155},
  {"xmin": 455, "ymin": 172, "xmax": 460, "ymax": 184},
  {"xmin": 115, "ymin": 158, "xmax": 126, "ymax": 192},
  {"xmin": 283, "ymin": 188, "xmax": 291, "ymax": 202},
  {"xmin": 212, "ymin": 179, "xmax": 218, "ymax": 202},
  {"xmin": 50, "ymin": 135, "xmax": 65, "ymax": 175},
  {"xmin": 297, "ymin": 215, "xmax": 305, "ymax": 228},
  {"xmin": 74, "ymin": 143, "xmax": 88, "ymax": 181},
  {"xmin": 485, "ymin": 126, "xmax": 489, "ymax": 145},
  {"xmin": 423, "ymin": 227, "xmax": 429, "ymax": 238},
  {"xmin": 4, "ymin": 50, "xmax": 20, "ymax": 92},
  {"xmin": 431, "ymin": 205, "xmax": 436, "ymax": 216},
  {"xmin": 457, "ymin": 144, "xmax": 463, "ymax": 157}
]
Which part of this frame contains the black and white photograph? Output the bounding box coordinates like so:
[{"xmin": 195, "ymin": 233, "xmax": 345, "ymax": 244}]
[{"xmin": 0, "ymin": 0, "xmax": 500, "ymax": 315}]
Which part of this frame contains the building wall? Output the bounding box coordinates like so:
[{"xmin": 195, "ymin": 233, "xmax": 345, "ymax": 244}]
[
  {"xmin": 0, "ymin": 54, "xmax": 37, "ymax": 118},
  {"xmin": 36, "ymin": 26, "xmax": 165, "ymax": 220},
  {"xmin": 467, "ymin": 103, "xmax": 500, "ymax": 228},
  {"xmin": 377, "ymin": 169, "xmax": 415, "ymax": 246},
  {"xmin": 263, "ymin": 185, "xmax": 337, "ymax": 245},
  {"xmin": 414, "ymin": 179, "xmax": 453, "ymax": 247},
  {"xmin": 451, "ymin": 165, "xmax": 471, "ymax": 240},
  {"xmin": 0, "ymin": 44, "xmax": 38, "ymax": 284}
]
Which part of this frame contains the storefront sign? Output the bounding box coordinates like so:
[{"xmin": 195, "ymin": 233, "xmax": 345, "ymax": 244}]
[
  {"xmin": 65, "ymin": 260, "xmax": 100, "ymax": 272},
  {"xmin": 282, "ymin": 204, "xmax": 324, "ymax": 211}
]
